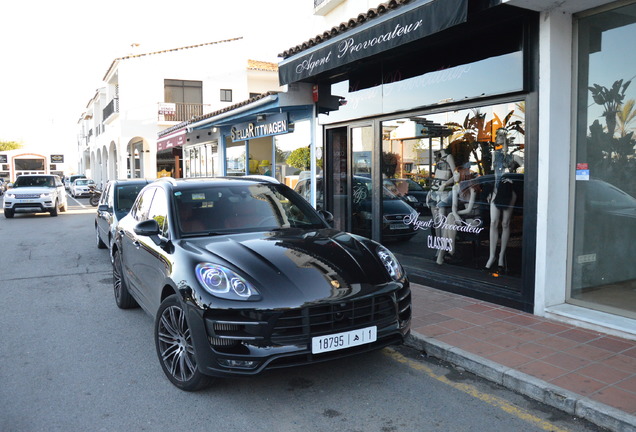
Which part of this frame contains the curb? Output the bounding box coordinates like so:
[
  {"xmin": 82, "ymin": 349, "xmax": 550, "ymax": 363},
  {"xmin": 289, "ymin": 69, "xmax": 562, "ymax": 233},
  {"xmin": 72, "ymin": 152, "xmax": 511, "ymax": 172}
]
[{"xmin": 405, "ymin": 331, "xmax": 636, "ymax": 432}]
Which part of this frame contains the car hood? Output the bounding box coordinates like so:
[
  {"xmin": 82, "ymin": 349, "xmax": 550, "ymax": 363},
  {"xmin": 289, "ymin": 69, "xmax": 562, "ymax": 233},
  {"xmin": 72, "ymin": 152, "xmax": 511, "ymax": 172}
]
[
  {"xmin": 178, "ymin": 228, "xmax": 394, "ymax": 308},
  {"xmin": 8, "ymin": 186, "xmax": 56, "ymax": 194}
]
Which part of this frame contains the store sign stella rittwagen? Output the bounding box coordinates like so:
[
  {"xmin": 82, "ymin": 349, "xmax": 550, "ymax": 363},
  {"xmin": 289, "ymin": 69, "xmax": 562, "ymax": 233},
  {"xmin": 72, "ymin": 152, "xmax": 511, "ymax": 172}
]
[
  {"xmin": 278, "ymin": 0, "xmax": 468, "ymax": 85},
  {"xmin": 231, "ymin": 113, "xmax": 290, "ymax": 142}
]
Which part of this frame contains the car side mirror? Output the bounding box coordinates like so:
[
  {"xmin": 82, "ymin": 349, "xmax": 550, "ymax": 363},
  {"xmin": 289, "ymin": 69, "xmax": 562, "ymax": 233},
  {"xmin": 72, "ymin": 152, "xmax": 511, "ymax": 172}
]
[
  {"xmin": 318, "ymin": 209, "xmax": 334, "ymax": 226},
  {"xmin": 134, "ymin": 219, "xmax": 160, "ymax": 236},
  {"xmin": 7, "ymin": 183, "xmax": 13, "ymax": 189},
  {"xmin": 98, "ymin": 204, "xmax": 111, "ymax": 213},
  {"xmin": 134, "ymin": 219, "xmax": 165, "ymax": 246}
]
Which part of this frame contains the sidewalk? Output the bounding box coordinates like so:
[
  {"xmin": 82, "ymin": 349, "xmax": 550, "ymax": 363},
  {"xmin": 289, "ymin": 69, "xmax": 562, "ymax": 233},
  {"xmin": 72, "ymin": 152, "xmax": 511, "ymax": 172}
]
[{"xmin": 405, "ymin": 283, "xmax": 636, "ymax": 432}]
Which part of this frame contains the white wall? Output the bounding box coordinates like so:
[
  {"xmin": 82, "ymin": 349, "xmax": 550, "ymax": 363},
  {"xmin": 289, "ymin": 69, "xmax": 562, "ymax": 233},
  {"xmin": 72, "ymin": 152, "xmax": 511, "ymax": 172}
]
[{"xmin": 533, "ymin": 8, "xmax": 574, "ymax": 313}]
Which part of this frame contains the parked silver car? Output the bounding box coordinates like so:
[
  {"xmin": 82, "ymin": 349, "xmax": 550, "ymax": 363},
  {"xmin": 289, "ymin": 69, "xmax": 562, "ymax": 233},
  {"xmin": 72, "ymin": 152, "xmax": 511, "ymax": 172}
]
[{"xmin": 70, "ymin": 178, "xmax": 96, "ymax": 198}]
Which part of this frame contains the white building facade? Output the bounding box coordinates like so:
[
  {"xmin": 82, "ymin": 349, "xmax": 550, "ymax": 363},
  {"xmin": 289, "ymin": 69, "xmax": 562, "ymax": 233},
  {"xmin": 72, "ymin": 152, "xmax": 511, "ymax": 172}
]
[{"xmin": 76, "ymin": 38, "xmax": 282, "ymax": 186}]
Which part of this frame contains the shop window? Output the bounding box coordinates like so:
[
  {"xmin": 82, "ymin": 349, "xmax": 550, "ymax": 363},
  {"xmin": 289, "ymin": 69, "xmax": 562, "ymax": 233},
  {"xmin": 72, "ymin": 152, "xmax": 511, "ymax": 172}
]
[
  {"xmin": 381, "ymin": 102, "xmax": 525, "ymax": 288},
  {"xmin": 571, "ymin": 3, "xmax": 636, "ymax": 318},
  {"xmin": 220, "ymin": 89, "xmax": 233, "ymax": 102},
  {"xmin": 225, "ymin": 141, "xmax": 245, "ymax": 176}
]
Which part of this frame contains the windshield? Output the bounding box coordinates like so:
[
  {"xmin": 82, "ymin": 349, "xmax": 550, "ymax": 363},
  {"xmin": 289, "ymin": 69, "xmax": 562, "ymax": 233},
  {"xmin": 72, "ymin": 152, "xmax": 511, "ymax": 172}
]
[
  {"xmin": 75, "ymin": 179, "xmax": 94, "ymax": 186},
  {"xmin": 14, "ymin": 176, "xmax": 55, "ymax": 188},
  {"xmin": 175, "ymin": 183, "xmax": 327, "ymax": 235}
]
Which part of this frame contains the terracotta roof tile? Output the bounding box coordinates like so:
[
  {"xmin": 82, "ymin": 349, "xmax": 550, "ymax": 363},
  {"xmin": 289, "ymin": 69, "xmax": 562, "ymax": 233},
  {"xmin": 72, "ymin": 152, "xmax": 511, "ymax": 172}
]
[
  {"xmin": 278, "ymin": 0, "xmax": 413, "ymax": 58},
  {"xmin": 247, "ymin": 59, "xmax": 278, "ymax": 71},
  {"xmin": 103, "ymin": 37, "xmax": 243, "ymax": 81}
]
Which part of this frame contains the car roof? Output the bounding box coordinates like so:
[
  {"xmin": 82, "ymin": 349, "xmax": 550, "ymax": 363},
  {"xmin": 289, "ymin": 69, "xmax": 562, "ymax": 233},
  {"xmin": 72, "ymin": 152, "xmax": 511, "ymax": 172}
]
[
  {"xmin": 152, "ymin": 176, "xmax": 280, "ymax": 191},
  {"xmin": 107, "ymin": 179, "xmax": 152, "ymax": 186}
]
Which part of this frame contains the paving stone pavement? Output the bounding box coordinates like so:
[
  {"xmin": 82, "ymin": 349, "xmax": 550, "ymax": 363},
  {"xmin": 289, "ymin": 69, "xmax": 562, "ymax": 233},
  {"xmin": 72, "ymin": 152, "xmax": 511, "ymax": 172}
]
[{"xmin": 405, "ymin": 283, "xmax": 636, "ymax": 432}]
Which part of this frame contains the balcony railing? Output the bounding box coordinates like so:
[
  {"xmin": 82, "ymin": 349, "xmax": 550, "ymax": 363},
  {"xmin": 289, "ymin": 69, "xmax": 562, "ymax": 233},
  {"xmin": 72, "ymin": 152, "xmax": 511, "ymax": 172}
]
[
  {"xmin": 158, "ymin": 103, "xmax": 205, "ymax": 122},
  {"xmin": 103, "ymin": 98, "xmax": 119, "ymax": 121}
]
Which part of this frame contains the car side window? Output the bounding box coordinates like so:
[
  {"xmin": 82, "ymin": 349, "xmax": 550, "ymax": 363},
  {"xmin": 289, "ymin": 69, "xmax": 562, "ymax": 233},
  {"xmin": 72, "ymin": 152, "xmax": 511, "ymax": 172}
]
[
  {"xmin": 147, "ymin": 191, "xmax": 169, "ymax": 237},
  {"xmin": 131, "ymin": 188, "xmax": 156, "ymax": 222},
  {"xmin": 101, "ymin": 184, "xmax": 111, "ymax": 206}
]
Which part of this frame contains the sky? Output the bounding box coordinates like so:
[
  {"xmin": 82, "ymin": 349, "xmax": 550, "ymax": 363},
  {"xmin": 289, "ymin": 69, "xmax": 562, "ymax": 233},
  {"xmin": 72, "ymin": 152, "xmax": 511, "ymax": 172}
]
[{"xmin": 0, "ymin": 0, "xmax": 315, "ymax": 158}]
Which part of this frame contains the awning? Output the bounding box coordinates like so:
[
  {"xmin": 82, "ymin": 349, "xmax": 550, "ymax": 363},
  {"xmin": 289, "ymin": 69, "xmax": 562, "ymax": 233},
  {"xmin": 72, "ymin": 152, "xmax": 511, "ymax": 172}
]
[
  {"xmin": 157, "ymin": 129, "xmax": 186, "ymax": 152},
  {"xmin": 278, "ymin": 0, "xmax": 468, "ymax": 85}
]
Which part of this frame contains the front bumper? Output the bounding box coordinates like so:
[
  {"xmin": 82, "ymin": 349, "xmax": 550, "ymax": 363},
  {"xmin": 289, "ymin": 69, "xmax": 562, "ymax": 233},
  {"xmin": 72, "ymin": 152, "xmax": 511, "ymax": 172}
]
[
  {"xmin": 4, "ymin": 200, "xmax": 55, "ymax": 213},
  {"xmin": 188, "ymin": 282, "xmax": 412, "ymax": 377}
]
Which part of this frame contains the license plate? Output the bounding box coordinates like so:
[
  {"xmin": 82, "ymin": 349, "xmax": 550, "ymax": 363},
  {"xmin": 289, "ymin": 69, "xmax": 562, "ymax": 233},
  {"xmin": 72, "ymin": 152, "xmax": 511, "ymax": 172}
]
[
  {"xmin": 311, "ymin": 326, "xmax": 377, "ymax": 354},
  {"xmin": 390, "ymin": 224, "xmax": 409, "ymax": 230},
  {"xmin": 18, "ymin": 199, "xmax": 36, "ymax": 203}
]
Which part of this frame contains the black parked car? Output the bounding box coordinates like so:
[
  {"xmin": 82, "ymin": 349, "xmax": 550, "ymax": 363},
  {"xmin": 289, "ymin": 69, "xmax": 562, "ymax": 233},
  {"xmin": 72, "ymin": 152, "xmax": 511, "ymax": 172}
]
[
  {"xmin": 95, "ymin": 179, "xmax": 151, "ymax": 253},
  {"xmin": 112, "ymin": 177, "xmax": 411, "ymax": 391},
  {"xmin": 294, "ymin": 176, "xmax": 418, "ymax": 241}
]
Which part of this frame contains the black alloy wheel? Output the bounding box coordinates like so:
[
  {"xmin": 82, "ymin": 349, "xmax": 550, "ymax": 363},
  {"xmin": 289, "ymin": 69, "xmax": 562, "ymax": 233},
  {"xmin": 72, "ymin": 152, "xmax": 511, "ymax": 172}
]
[
  {"xmin": 113, "ymin": 250, "xmax": 138, "ymax": 309},
  {"xmin": 155, "ymin": 295, "xmax": 213, "ymax": 391},
  {"xmin": 50, "ymin": 201, "xmax": 58, "ymax": 217}
]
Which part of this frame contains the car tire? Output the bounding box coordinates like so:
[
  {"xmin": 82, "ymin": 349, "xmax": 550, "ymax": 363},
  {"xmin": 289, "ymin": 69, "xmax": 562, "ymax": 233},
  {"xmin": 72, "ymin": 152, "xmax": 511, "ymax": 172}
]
[
  {"xmin": 96, "ymin": 226, "xmax": 107, "ymax": 249},
  {"xmin": 50, "ymin": 201, "xmax": 59, "ymax": 217},
  {"xmin": 155, "ymin": 294, "xmax": 214, "ymax": 391},
  {"xmin": 4, "ymin": 209, "xmax": 14, "ymax": 218},
  {"xmin": 113, "ymin": 250, "xmax": 138, "ymax": 309}
]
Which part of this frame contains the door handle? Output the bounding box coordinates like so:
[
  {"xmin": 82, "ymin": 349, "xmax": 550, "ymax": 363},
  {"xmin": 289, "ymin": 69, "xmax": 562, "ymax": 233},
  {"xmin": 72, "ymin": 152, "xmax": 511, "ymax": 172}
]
[{"xmin": 133, "ymin": 241, "xmax": 141, "ymax": 249}]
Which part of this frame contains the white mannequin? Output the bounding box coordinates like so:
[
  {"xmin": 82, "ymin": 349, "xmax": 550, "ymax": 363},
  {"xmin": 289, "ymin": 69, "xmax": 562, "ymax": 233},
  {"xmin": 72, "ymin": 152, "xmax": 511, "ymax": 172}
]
[
  {"xmin": 426, "ymin": 148, "xmax": 456, "ymax": 225},
  {"xmin": 485, "ymin": 128, "xmax": 517, "ymax": 273}
]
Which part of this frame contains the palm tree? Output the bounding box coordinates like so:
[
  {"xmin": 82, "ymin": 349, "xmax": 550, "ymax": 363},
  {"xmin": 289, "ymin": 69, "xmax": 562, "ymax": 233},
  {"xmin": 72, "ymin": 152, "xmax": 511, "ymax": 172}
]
[
  {"xmin": 616, "ymin": 99, "xmax": 636, "ymax": 137},
  {"xmin": 588, "ymin": 79, "xmax": 631, "ymax": 137}
]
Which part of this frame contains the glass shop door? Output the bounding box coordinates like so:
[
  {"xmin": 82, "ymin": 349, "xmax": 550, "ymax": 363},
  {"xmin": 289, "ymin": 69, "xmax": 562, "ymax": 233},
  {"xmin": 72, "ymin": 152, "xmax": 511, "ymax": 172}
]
[{"xmin": 325, "ymin": 125, "xmax": 376, "ymax": 238}]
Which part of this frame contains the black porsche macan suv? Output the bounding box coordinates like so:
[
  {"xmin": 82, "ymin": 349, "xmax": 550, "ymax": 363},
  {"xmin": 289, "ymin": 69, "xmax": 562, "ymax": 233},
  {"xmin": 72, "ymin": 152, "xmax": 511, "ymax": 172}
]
[{"xmin": 112, "ymin": 176, "xmax": 411, "ymax": 391}]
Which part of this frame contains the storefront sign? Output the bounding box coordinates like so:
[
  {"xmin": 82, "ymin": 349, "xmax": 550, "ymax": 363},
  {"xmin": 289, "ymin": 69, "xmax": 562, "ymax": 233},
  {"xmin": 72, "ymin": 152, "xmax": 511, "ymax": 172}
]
[
  {"xmin": 157, "ymin": 129, "xmax": 186, "ymax": 151},
  {"xmin": 278, "ymin": 0, "xmax": 468, "ymax": 85},
  {"xmin": 231, "ymin": 113, "xmax": 290, "ymax": 142},
  {"xmin": 51, "ymin": 154, "xmax": 64, "ymax": 163},
  {"xmin": 158, "ymin": 103, "xmax": 176, "ymax": 115},
  {"xmin": 0, "ymin": 155, "xmax": 7, "ymax": 163}
]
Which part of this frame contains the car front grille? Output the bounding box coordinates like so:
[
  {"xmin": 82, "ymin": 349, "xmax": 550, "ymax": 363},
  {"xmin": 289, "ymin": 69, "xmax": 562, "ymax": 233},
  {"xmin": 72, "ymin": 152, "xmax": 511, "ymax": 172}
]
[
  {"xmin": 205, "ymin": 285, "xmax": 411, "ymax": 352},
  {"xmin": 272, "ymin": 295, "xmax": 395, "ymax": 344},
  {"xmin": 14, "ymin": 194, "xmax": 42, "ymax": 199}
]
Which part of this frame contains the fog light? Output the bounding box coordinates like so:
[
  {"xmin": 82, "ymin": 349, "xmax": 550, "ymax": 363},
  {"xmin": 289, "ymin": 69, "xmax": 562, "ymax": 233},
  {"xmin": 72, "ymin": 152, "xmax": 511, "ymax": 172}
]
[{"xmin": 217, "ymin": 359, "xmax": 260, "ymax": 369}]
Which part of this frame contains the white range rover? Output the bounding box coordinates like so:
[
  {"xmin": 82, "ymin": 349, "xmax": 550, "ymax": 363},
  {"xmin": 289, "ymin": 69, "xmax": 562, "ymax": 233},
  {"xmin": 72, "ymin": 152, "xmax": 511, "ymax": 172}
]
[{"xmin": 3, "ymin": 174, "xmax": 68, "ymax": 218}]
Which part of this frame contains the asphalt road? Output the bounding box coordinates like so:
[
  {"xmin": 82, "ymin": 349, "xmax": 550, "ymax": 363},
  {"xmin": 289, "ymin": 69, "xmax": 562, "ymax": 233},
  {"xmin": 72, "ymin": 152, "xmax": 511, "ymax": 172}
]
[{"xmin": 0, "ymin": 198, "xmax": 603, "ymax": 432}]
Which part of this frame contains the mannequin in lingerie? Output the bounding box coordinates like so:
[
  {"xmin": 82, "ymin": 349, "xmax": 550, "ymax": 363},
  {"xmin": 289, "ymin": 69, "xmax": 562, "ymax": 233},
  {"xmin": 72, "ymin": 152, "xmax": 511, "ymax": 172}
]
[
  {"xmin": 436, "ymin": 167, "xmax": 480, "ymax": 265},
  {"xmin": 426, "ymin": 147, "xmax": 456, "ymax": 225},
  {"xmin": 485, "ymin": 128, "xmax": 517, "ymax": 273}
]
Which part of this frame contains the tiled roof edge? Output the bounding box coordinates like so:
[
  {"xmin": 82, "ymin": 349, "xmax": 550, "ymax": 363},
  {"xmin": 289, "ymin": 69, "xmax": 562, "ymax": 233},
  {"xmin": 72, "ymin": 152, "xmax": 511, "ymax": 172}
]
[
  {"xmin": 278, "ymin": 0, "xmax": 413, "ymax": 59},
  {"xmin": 102, "ymin": 37, "xmax": 244, "ymax": 81}
]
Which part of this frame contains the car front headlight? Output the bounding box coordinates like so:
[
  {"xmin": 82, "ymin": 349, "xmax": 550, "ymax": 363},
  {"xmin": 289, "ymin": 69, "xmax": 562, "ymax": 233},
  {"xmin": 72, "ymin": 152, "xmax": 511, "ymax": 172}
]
[
  {"xmin": 195, "ymin": 263, "xmax": 260, "ymax": 301},
  {"xmin": 40, "ymin": 192, "xmax": 52, "ymax": 198},
  {"xmin": 376, "ymin": 245, "xmax": 404, "ymax": 281},
  {"xmin": 6, "ymin": 192, "xmax": 15, "ymax": 199}
]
